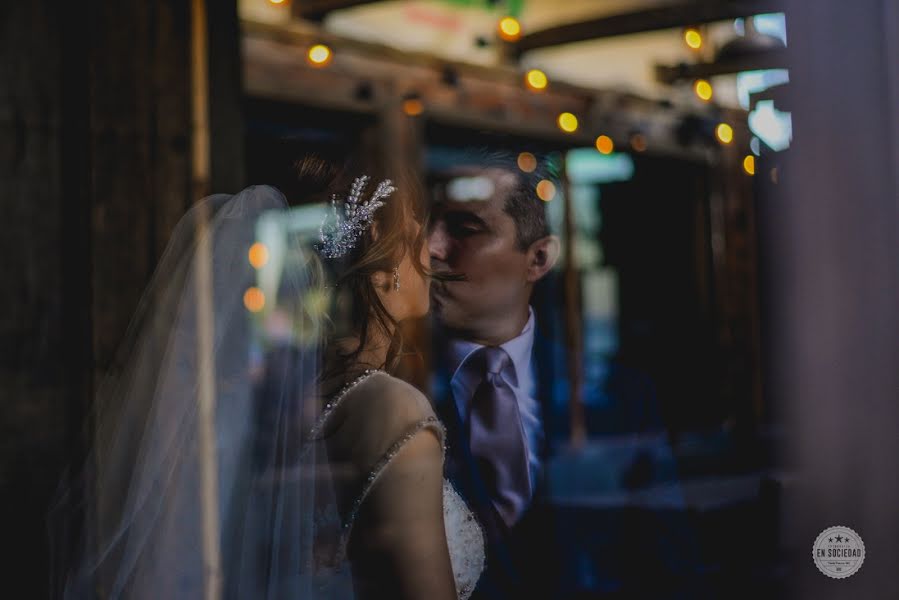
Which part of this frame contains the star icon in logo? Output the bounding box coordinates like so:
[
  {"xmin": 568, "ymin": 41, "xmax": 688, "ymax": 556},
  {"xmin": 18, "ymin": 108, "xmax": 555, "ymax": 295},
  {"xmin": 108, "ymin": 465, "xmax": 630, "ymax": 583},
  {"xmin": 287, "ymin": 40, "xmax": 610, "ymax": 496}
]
[{"xmin": 835, "ymin": 535, "xmax": 844, "ymax": 543}]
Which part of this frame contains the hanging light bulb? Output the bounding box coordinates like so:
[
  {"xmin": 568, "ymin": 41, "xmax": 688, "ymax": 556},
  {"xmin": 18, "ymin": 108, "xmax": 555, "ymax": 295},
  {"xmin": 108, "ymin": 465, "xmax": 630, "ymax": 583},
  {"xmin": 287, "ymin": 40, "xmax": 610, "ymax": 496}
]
[
  {"xmin": 402, "ymin": 94, "xmax": 424, "ymax": 116},
  {"xmin": 243, "ymin": 287, "xmax": 266, "ymax": 313},
  {"xmin": 595, "ymin": 135, "xmax": 614, "ymax": 155},
  {"xmin": 248, "ymin": 242, "xmax": 269, "ymax": 269},
  {"xmin": 536, "ymin": 180, "xmax": 556, "ymax": 201},
  {"xmin": 684, "ymin": 27, "xmax": 703, "ymax": 50},
  {"xmin": 525, "ymin": 69, "xmax": 548, "ymax": 91},
  {"xmin": 498, "ymin": 16, "xmax": 522, "ymax": 42},
  {"xmin": 307, "ymin": 44, "xmax": 333, "ymax": 67},
  {"xmin": 517, "ymin": 152, "xmax": 537, "ymax": 173},
  {"xmin": 630, "ymin": 132, "xmax": 648, "ymax": 152},
  {"xmin": 716, "ymin": 123, "xmax": 734, "ymax": 144},
  {"xmin": 743, "ymin": 155, "xmax": 756, "ymax": 175},
  {"xmin": 694, "ymin": 79, "xmax": 713, "ymax": 101},
  {"xmin": 557, "ymin": 112, "xmax": 578, "ymax": 133}
]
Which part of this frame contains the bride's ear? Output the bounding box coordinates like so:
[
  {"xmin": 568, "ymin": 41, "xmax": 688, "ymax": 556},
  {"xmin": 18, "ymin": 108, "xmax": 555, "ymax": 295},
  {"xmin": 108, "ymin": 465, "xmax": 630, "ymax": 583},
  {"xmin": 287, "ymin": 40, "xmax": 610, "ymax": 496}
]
[{"xmin": 370, "ymin": 268, "xmax": 393, "ymax": 292}]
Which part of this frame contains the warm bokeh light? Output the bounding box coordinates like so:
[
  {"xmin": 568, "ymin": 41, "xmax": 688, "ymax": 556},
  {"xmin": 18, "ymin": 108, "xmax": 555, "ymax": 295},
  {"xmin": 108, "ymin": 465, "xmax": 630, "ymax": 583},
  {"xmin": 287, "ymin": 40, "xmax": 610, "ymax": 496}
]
[
  {"xmin": 694, "ymin": 79, "xmax": 713, "ymax": 101},
  {"xmin": 716, "ymin": 123, "xmax": 734, "ymax": 144},
  {"xmin": 743, "ymin": 155, "xmax": 756, "ymax": 175},
  {"xmin": 684, "ymin": 28, "xmax": 703, "ymax": 49},
  {"xmin": 525, "ymin": 69, "xmax": 548, "ymax": 91},
  {"xmin": 498, "ymin": 16, "xmax": 521, "ymax": 42},
  {"xmin": 557, "ymin": 112, "xmax": 578, "ymax": 133},
  {"xmin": 307, "ymin": 44, "xmax": 332, "ymax": 67},
  {"xmin": 243, "ymin": 287, "xmax": 265, "ymax": 313},
  {"xmin": 630, "ymin": 133, "xmax": 648, "ymax": 152},
  {"xmin": 536, "ymin": 179, "xmax": 556, "ymax": 201},
  {"xmin": 517, "ymin": 152, "xmax": 537, "ymax": 173},
  {"xmin": 248, "ymin": 242, "xmax": 269, "ymax": 269},
  {"xmin": 402, "ymin": 98, "xmax": 424, "ymax": 116},
  {"xmin": 268, "ymin": 0, "xmax": 286, "ymax": 4},
  {"xmin": 595, "ymin": 135, "xmax": 614, "ymax": 155}
]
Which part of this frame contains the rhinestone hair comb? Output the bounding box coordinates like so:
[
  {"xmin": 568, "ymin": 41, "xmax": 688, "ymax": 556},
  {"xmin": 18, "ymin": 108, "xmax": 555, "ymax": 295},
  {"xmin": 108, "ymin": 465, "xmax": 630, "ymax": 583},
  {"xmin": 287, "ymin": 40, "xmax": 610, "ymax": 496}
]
[{"xmin": 317, "ymin": 175, "xmax": 396, "ymax": 259}]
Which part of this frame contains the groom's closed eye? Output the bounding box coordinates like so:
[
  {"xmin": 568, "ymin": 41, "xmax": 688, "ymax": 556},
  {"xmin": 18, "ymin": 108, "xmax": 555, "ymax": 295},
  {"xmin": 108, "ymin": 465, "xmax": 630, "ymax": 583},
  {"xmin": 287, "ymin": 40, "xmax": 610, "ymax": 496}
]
[{"xmin": 443, "ymin": 211, "xmax": 489, "ymax": 238}]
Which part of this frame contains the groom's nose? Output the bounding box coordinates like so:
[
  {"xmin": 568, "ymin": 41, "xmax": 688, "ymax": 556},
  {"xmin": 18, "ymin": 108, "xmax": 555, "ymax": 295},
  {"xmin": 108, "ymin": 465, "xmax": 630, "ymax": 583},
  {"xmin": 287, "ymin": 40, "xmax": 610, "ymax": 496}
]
[{"xmin": 428, "ymin": 220, "xmax": 450, "ymax": 264}]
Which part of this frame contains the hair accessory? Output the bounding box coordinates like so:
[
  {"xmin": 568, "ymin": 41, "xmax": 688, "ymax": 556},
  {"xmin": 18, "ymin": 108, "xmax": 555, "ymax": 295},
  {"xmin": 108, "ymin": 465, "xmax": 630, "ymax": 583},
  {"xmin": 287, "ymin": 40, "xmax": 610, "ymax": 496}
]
[
  {"xmin": 393, "ymin": 266, "xmax": 400, "ymax": 291},
  {"xmin": 317, "ymin": 175, "xmax": 396, "ymax": 259}
]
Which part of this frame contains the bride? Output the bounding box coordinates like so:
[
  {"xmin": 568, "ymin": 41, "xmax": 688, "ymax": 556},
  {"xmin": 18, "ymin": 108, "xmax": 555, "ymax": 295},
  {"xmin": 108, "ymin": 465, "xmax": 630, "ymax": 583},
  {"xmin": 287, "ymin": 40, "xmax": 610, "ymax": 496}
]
[
  {"xmin": 51, "ymin": 154, "xmax": 484, "ymax": 599},
  {"xmin": 308, "ymin": 154, "xmax": 486, "ymax": 600}
]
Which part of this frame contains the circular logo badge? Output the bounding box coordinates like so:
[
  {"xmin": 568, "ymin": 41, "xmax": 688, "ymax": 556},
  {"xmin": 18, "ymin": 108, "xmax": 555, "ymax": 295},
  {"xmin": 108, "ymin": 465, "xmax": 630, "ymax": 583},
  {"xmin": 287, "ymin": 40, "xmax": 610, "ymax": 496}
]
[{"xmin": 812, "ymin": 525, "xmax": 865, "ymax": 579}]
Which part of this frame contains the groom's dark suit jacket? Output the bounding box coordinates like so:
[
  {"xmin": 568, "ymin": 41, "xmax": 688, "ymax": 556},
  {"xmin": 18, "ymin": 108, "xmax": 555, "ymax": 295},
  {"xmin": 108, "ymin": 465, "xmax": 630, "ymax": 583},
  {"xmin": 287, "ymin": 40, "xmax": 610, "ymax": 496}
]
[{"xmin": 431, "ymin": 321, "xmax": 563, "ymax": 600}]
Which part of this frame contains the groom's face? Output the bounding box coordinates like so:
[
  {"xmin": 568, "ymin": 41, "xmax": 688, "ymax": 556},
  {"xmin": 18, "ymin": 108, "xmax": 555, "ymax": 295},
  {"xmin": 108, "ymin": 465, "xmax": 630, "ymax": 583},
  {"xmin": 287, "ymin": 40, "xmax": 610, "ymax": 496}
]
[{"xmin": 427, "ymin": 168, "xmax": 531, "ymax": 336}]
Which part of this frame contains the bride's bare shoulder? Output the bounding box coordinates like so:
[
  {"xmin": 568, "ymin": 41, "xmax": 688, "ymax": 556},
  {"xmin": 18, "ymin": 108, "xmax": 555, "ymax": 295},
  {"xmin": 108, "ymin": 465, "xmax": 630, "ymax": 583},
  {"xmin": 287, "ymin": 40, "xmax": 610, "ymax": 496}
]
[
  {"xmin": 327, "ymin": 372, "xmax": 441, "ymax": 464},
  {"xmin": 347, "ymin": 371, "xmax": 433, "ymax": 414}
]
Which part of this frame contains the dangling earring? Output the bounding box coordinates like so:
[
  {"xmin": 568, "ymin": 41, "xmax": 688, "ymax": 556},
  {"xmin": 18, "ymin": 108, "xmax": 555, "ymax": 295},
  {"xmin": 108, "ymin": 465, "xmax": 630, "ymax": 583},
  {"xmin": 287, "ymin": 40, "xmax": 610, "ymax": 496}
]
[{"xmin": 393, "ymin": 266, "xmax": 400, "ymax": 291}]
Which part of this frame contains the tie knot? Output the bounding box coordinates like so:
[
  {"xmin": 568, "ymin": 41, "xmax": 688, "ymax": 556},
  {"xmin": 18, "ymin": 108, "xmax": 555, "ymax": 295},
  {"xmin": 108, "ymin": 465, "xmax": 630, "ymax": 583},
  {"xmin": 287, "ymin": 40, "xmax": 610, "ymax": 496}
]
[{"xmin": 480, "ymin": 346, "xmax": 511, "ymax": 376}]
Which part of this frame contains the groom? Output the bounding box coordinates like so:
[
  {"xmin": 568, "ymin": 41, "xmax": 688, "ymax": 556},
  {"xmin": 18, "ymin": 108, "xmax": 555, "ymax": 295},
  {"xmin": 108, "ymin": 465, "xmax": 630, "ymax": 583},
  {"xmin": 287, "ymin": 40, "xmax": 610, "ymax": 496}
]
[{"xmin": 427, "ymin": 151, "xmax": 562, "ymax": 599}]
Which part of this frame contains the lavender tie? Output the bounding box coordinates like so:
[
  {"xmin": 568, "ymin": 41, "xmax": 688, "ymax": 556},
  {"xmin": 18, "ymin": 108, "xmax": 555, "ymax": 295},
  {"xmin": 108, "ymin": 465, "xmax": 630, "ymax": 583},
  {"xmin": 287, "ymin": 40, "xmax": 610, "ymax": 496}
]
[{"xmin": 467, "ymin": 346, "xmax": 532, "ymax": 527}]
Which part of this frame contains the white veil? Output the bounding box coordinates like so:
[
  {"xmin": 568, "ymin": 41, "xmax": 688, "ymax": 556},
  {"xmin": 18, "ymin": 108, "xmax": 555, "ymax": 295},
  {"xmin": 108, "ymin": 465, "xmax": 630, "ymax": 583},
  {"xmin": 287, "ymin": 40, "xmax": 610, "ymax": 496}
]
[{"xmin": 50, "ymin": 185, "xmax": 352, "ymax": 599}]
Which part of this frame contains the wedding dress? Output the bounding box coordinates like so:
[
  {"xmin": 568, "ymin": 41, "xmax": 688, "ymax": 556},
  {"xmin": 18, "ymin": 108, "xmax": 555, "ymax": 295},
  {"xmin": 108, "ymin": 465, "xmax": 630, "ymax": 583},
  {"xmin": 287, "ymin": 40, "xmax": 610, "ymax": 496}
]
[{"xmin": 313, "ymin": 369, "xmax": 486, "ymax": 600}]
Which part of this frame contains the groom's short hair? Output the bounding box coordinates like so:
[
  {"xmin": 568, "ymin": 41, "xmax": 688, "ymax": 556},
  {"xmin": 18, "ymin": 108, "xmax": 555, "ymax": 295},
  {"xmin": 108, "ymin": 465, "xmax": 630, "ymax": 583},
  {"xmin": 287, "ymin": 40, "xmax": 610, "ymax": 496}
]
[{"xmin": 434, "ymin": 148, "xmax": 553, "ymax": 251}]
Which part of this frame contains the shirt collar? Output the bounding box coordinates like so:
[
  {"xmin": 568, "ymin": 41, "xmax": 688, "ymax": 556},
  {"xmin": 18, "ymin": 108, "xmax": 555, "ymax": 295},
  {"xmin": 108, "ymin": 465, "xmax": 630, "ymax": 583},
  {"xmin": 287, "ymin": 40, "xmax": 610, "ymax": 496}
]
[{"xmin": 447, "ymin": 307, "xmax": 535, "ymax": 388}]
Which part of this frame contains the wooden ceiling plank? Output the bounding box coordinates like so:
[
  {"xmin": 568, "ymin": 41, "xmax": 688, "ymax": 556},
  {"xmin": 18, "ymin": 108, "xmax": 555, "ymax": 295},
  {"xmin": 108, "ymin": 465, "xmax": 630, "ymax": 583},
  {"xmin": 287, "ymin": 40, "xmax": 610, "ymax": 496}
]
[
  {"xmin": 291, "ymin": 0, "xmax": 382, "ymax": 21},
  {"xmin": 516, "ymin": 0, "xmax": 783, "ymax": 53}
]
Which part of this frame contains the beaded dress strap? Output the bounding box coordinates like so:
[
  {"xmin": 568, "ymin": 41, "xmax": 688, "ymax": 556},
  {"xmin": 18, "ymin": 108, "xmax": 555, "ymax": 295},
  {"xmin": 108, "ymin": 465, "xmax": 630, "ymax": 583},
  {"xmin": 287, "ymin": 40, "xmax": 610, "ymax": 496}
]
[
  {"xmin": 308, "ymin": 369, "xmax": 383, "ymax": 440},
  {"xmin": 342, "ymin": 415, "xmax": 446, "ymax": 534},
  {"xmin": 306, "ymin": 370, "xmax": 448, "ymax": 536}
]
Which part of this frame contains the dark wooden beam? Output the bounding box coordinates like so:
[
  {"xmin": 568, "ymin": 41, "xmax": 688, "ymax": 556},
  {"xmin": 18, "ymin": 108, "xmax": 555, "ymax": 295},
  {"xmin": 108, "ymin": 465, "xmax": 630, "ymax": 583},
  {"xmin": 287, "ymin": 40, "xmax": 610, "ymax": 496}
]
[
  {"xmin": 655, "ymin": 48, "xmax": 787, "ymax": 83},
  {"xmin": 516, "ymin": 0, "xmax": 784, "ymax": 53},
  {"xmin": 241, "ymin": 23, "xmax": 734, "ymax": 161},
  {"xmin": 291, "ymin": 0, "xmax": 381, "ymax": 21},
  {"xmin": 748, "ymin": 81, "xmax": 789, "ymax": 109}
]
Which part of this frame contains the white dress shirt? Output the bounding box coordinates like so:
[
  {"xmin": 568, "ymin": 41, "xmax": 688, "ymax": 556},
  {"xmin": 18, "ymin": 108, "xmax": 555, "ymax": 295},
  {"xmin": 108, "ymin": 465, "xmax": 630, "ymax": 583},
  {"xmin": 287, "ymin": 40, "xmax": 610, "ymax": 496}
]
[{"xmin": 447, "ymin": 307, "xmax": 544, "ymax": 497}]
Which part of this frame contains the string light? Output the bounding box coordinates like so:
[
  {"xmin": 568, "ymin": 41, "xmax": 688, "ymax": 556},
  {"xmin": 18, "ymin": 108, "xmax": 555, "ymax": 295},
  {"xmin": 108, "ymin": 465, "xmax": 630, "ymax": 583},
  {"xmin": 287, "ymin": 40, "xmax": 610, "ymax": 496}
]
[
  {"xmin": 402, "ymin": 97, "xmax": 424, "ymax": 116},
  {"xmin": 557, "ymin": 112, "xmax": 578, "ymax": 133},
  {"xmin": 630, "ymin": 133, "xmax": 648, "ymax": 152},
  {"xmin": 307, "ymin": 44, "xmax": 333, "ymax": 67},
  {"xmin": 498, "ymin": 16, "xmax": 521, "ymax": 42},
  {"xmin": 595, "ymin": 135, "xmax": 614, "ymax": 155},
  {"xmin": 694, "ymin": 79, "xmax": 713, "ymax": 101},
  {"xmin": 243, "ymin": 287, "xmax": 266, "ymax": 313},
  {"xmin": 517, "ymin": 152, "xmax": 537, "ymax": 173},
  {"xmin": 716, "ymin": 123, "xmax": 734, "ymax": 144},
  {"xmin": 536, "ymin": 180, "xmax": 556, "ymax": 201},
  {"xmin": 525, "ymin": 69, "xmax": 548, "ymax": 91},
  {"xmin": 743, "ymin": 155, "xmax": 756, "ymax": 175},
  {"xmin": 248, "ymin": 242, "xmax": 269, "ymax": 269},
  {"xmin": 684, "ymin": 27, "xmax": 703, "ymax": 49}
]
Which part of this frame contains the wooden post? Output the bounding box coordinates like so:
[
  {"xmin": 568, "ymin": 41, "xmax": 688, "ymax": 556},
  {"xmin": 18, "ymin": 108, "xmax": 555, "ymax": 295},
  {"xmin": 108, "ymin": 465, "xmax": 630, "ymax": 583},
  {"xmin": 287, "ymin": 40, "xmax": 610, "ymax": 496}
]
[
  {"xmin": 781, "ymin": 1, "xmax": 899, "ymax": 594},
  {"xmin": 190, "ymin": 0, "xmax": 221, "ymax": 598}
]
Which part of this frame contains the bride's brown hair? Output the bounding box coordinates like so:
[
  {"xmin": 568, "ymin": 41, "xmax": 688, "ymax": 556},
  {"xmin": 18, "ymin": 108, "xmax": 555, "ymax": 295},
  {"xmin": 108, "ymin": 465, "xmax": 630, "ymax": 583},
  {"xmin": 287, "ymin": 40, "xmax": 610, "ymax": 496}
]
[{"xmin": 288, "ymin": 153, "xmax": 429, "ymax": 378}]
